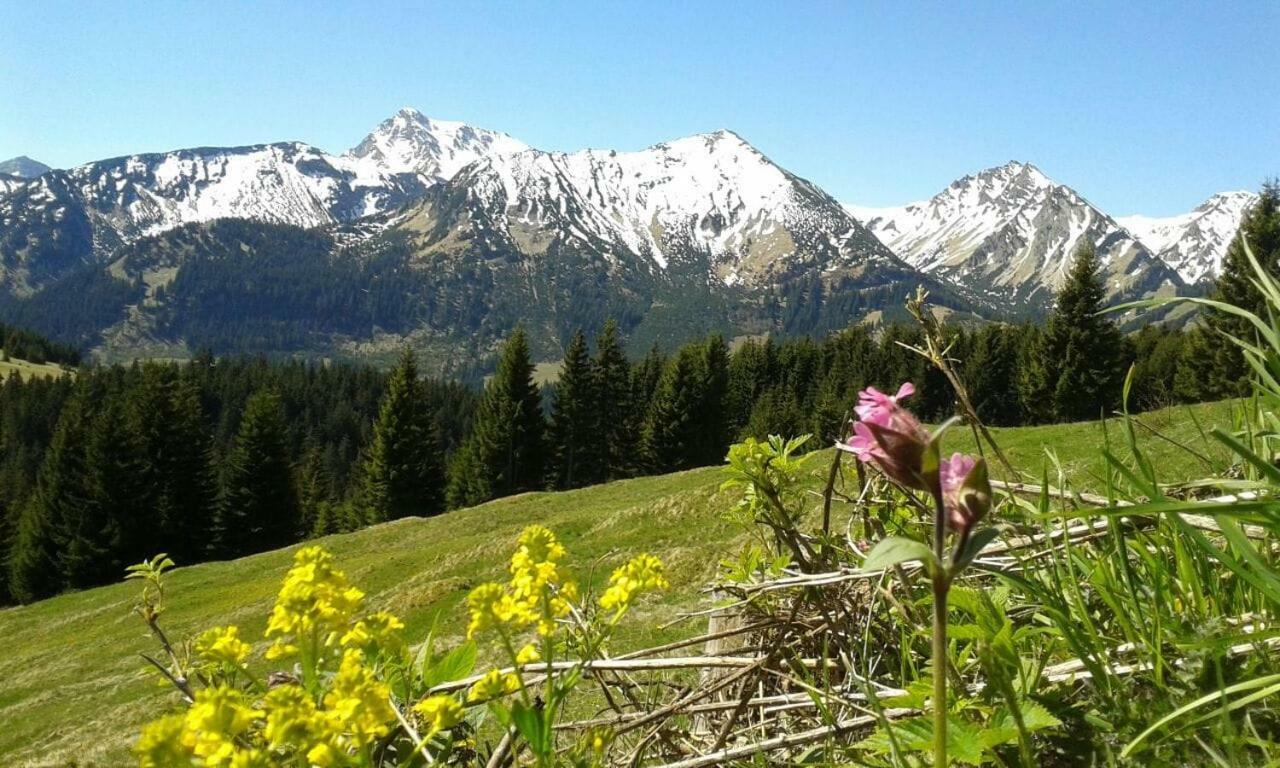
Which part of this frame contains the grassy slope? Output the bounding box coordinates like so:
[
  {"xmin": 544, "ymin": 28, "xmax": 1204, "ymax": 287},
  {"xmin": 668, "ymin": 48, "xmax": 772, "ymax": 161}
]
[
  {"xmin": 0, "ymin": 352, "xmax": 73, "ymax": 381},
  {"xmin": 0, "ymin": 399, "xmax": 1241, "ymax": 766}
]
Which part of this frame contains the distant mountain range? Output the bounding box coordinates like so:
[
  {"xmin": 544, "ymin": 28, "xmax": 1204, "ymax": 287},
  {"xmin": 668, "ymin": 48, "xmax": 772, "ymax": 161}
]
[{"xmin": 0, "ymin": 110, "xmax": 1258, "ymax": 367}]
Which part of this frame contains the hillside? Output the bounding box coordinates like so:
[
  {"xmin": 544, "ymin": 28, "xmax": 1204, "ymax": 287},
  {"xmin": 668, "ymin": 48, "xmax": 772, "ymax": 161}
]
[
  {"xmin": 0, "ymin": 351, "xmax": 73, "ymax": 381},
  {"xmin": 0, "ymin": 399, "xmax": 1241, "ymax": 766}
]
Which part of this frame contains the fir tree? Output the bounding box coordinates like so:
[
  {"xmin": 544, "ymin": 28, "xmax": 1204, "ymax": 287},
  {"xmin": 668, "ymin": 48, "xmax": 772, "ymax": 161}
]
[
  {"xmin": 361, "ymin": 349, "xmax": 445, "ymax": 522},
  {"xmin": 640, "ymin": 346, "xmax": 705, "ymax": 473},
  {"xmin": 1207, "ymin": 182, "xmax": 1280, "ymax": 396},
  {"xmin": 128, "ymin": 366, "xmax": 217, "ymax": 563},
  {"xmin": 446, "ymin": 328, "xmax": 545, "ymax": 508},
  {"xmin": 726, "ymin": 338, "xmax": 776, "ymax": 438},
  {"xmin": 696, "ymin": 333, "xmax": 731, "ymax": 465},
  {"xmin": 965, "ymin": 324, "xmax": 1024, "ymax": 426},
  {"xmin": 593, "ymin": 320, "xmax": 635, "ymax": 479},
  {"xmin": 68, "ymin": 396, "xmax": 145, "ymax": 587},
  {"xmin": 7, "ymin": 390, "xmax": 92, "ymax": 602},
  {"xmin": 216, "ymin": 390, "xmax": 299, "ymax": 557},
  {"xmin": 1030, "ymin": 244, "xmax": 1125, "ymax": 422},
  {"xmin": 547, "ymin": 330, "xmax": 600, "ymax": 489}
]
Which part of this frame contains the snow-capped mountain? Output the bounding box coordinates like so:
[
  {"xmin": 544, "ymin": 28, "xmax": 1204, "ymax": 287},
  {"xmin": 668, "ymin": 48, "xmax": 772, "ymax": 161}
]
[
  {"xmin": 847, "ymin": 162, "xmax": 1183, "ymax": 309},
  {"xmin": 346, "ymin": 107, "xmax": 528, "ymax": 185},
  {"xmin": 1119, "ymin": 191, "xmax": 1256, "ymax": 284},
  {"xmin": 412, "ymin": 129, "xmax": 901, "ymax": 286},
  {"xmin": 0, "ymin": 156, "xmax": 52, "ymax": 178},
  {"xmin": 0, "ymin": 111, "xmax": 526, "ymax": 293}
]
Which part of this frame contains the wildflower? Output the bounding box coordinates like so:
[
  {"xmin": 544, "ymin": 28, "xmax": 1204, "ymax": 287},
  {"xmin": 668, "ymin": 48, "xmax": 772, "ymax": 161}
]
[
  {"xmin": 939, "ymin": 453, "xmax": 992, "ymax": 535},
  {"xmin": 262, "ymin": 684, "xmax": 322, "ymax": 750},
  {"xmin": 185, "ymin": 686, "xmax": 262, "ymax": 766},
  {"xmin": 516, "ymin": 642, "xmax": 541, "ymax": 665},
  {"xmin": 467, "ymin": 669, "xmax": 521, "ymax": 702},
  {"xmin": 467, "ymin": 582, "xmax": 524, "ymax": 636},
  {"xmin": 600, "ymin": 554, "xmax": 669, "ymax": 617},
  {"xmin": 340, "ymin": 610, "xmax": 406, "ymax": 655},
  {"xmin": 135, "ymin": 713, "xmax": 194, "ymax": 768},
  {"xmin": 322, "ymin": 649, "xmax": 396, "ymax": 747},
  {"xmin": 306, "ymin": 741, "xmax": 343, "ymax": 767},
  {"xmin": 841, "ymin": 382, "xmax": 934, "ymax": 491},
  {"xmin": 228, "ymin": 748, "xmax": 273, "ymax": 768},
  {"xmin": 266, "ymin": 547, "xmax": 364, "ymax": 644},
  {"xmin": 195, "ymin": 625, "xmax": 252, "ymax": 667},
  {"xmin": 414, "ymin": 694, "xmax": 465, "ymax": 735}
]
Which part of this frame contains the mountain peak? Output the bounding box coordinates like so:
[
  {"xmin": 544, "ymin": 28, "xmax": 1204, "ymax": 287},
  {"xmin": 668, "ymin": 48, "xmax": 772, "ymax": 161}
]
[
  {"xmin": 347, "ymin": 108, "xmax": 528, "ymax": 181},
  {"xmin": 0, "ymin": 156, "xmax": 53, "ymax": 178}
]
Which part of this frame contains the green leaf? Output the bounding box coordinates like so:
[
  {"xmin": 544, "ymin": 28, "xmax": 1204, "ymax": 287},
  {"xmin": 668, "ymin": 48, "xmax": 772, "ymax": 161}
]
[
  {"xmin": 952, "ymin": 527, "xmax": 1000, "ymax": 572},
  {"xmin": 863, "ymin": 536, "xmax": 938, "ymax": 573},
  {"xmin": 510, "ymin": 700, "xmax": 549, "ymax": 757},
  {"xmin": 422, "ymin": 640, "xmax": 477, "ymax": 688}
]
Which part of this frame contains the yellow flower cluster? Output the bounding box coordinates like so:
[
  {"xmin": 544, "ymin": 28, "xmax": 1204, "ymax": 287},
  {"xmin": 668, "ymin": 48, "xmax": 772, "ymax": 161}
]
[
  {"xmin": 467, "ymin": 525, "xmax": 579, "ymax": 638},
  {"xmin": 136, "ymin": 686, "xmax": 264, "ymax": 768},
  {"xmin": 195, "ymin": 625, "xmax": 252, "ymax": 667},
  {"xmin": 323, "ymin": 649, "xmax": 397, "ymax": 745},
  {"xmin": 600, "ymin": 554, "xmax": 669, "ymax": 616},
  {"xmin": 467, "ymin": 668, "xmax": 522, "ymax": 702},
  {"xmin": 339, "ymin": 610, "xmax": 406, "ymax": 656},
  {"xmin": 137, "ymin": 663, "xmax": 399, "ymax": 767},
  {"xmin": 264, "ymin": 546, "xmax": 365, "ymax": 660},
  {"xmin": 413, "ymin": 694, "xmax": 465, "ymax": 735}
]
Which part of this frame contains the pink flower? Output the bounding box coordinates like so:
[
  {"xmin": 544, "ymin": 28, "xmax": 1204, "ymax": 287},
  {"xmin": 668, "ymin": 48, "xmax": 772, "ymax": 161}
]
[
  {"xmin": 939, "ymin": 453, "xmax": 991, "ymax": 533},
  {"xmin": 840, "ymin": 382, "xmax": 932, "ymax": 491}
]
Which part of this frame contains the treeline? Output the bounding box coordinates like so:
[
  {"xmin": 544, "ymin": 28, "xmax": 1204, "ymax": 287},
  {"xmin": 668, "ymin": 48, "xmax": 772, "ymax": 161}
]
[
  {"xmin": 0, "ymin": 321, "xmax": 80, "ymax": 366},
  {"xmin": 0, "ymin": 356, "xmax": 476, "ymax": 603}
]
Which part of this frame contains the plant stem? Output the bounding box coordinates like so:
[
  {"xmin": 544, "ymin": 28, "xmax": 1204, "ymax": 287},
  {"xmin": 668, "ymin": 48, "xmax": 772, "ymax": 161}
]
[{"xmin": 932, "ymin": 488, "xmax": 950, "ymax": 768}]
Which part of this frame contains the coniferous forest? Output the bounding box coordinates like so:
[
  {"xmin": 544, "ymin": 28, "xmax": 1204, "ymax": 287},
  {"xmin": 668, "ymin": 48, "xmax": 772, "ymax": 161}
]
[{"xmin": 1, "ymin": 187, "xmax": 1277, "ymax": 606}]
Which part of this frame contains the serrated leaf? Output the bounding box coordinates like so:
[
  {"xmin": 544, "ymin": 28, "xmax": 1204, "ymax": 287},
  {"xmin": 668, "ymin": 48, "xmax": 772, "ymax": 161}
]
[
  {"xmin": 1018, "ymin": 699, "xmax": 1063, "ymax": 732},
  {"xmin": 863, "ymin": 536, "xmax": 938, "ymax": 572}
]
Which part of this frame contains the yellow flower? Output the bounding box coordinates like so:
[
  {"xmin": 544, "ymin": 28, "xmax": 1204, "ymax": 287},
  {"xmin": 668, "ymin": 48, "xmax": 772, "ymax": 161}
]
[
  {"xmin": 229, "ymin": 748, "xmax": 273, "ymax": 768},
  {"xmin": 195, "ymin": 625, "xmax": 252, "ymax": 667},
  {"xmin": 185, "ymin": 686, "xmax": 261, "ymax": 767},
  {"xmin": 515, "ymin": 643, "xmax": 541, "ymax": 665},
  {"xmin": 266, "ymin": 547, "xmax": 364, "ymax": 643},
  {"xmin": 306, "ymin": 741, "xmax": 342, "ymax": 767},
  {"xmin": 340, "ymin": 610, "xmax": 406, "ymax": 654},
  {"xmin": 467, "ymin": 669, "xmax": 521, "ymax": 702},
  {"xmin": 600, "ymin": 554, "xmax": 669, "ymax": 616},
  {"xmin": 512, "ymin": 525, "xmax": 566, "ymax": 570},
  {"xmin": 414, "ymin": 694, "xmax": 465, "ymax": 735},
  {"xmin": 262, "ymin": 684, "xmax": 321, "ymax": 750},
  {"xmin": 322, "ymin": 649, "xmax": 396, "ymax": 747},
  {"xmin": 264, "ymin": 641, "xmax": 298, "ymax": 661},
  {"xmin": 134, "ymin": 713, "xmax": 194, "ymax": 768}
]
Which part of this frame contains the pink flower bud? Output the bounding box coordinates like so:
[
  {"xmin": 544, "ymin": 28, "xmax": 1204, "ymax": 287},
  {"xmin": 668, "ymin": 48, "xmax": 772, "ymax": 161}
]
[{"xmin": 939, "ymin": 453, "xmax": 991, "ymax": 534}]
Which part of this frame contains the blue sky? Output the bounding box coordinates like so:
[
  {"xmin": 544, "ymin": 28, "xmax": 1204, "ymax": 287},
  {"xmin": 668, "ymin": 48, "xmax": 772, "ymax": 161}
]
[{"xmin": 1, "ymin": 0, "xmax": 1276, "ymax": 215}]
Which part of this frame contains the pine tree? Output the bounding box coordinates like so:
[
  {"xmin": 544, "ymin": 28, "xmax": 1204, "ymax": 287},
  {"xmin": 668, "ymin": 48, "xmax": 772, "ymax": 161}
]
[
  {"xmin": 547, "ymin": 330, "xmax": 600, "ymax": 489},
  {"xmin": 7, "ymin": 390, "xmax": 92, "ymax": 602},
  {"xmin": 1207, "ymin": 182, "xmax": 1280, "ymax": 396},
  {"xmin": 361, "ymin": 349, "xmax": 445, "ymax": 522},
  {"xmin": 128, "ymin": 366, "xmax": 217, "ymax": 563},
  {"xmin": 446, "ymin": 328, "xmax": 545, "ymax": 508},
  {"xmin": 696, "ymin": 333, "xmax": 731, "ymax": 465},
  {"xmin": 726, "ymin": 338, "xmax": 776, "ymax": 438},
  {"xmin": 965, "ymin": 324, "xmax": 1024, "ymax": 426},
  {"xmin": 1029, "ymin": 244, "xmax": 1125, "ymax": 422},
  {"xmin": 216, "ymin": 390, "xmax": 299, "ymax": 557},
  {"xmin": 640, "ymin": 345, "xmax": 705, "ymax": 473},
  {"xmin": 593, "ymin": 320, "xmax": 636, "ymax": 479},
  {"xmin": 67, "ymin": 396, "xmax": 145, "ymax": 587}
]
